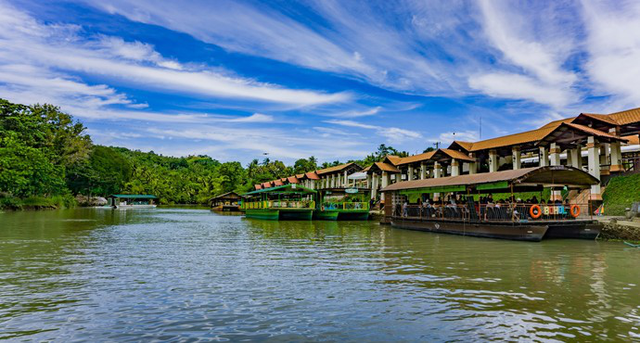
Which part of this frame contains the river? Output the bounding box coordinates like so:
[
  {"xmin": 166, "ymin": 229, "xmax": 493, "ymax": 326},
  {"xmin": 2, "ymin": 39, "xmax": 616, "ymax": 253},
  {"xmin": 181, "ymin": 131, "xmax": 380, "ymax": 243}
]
[{"xmin": 1, "ymin": 208, "xmax": 639, "ymax": 341}]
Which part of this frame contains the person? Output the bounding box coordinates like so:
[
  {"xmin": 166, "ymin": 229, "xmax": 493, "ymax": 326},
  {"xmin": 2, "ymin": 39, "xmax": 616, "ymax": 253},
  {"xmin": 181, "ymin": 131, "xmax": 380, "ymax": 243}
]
[{"xmin": 402, "ymin": 200, "xmax": 408, "ymax": 217}]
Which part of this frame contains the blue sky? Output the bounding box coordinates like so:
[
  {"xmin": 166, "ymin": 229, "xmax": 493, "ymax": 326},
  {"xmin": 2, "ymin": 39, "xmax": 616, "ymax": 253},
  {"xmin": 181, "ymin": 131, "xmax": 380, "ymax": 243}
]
[{"xmin": 1, "ymin": 0, "xmax": 639, "ymax": 164}]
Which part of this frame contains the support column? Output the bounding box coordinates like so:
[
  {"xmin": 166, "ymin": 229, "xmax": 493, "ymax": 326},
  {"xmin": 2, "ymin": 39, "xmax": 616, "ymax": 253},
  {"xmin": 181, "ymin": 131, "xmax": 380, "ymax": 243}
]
[
  {"xmin": 550, "ymin": 143, "xmax": 561, "ymax": 166},
  {"xmin": 451, "ymin": 159, "xmax": 460, "ymax": 176},
  {"xmin": 469, "ymin": 153, "xmax": 477, "ymax": 175},
  {"xmin": 587, "ymin": 136, "xmax": 601, "ymax": 199},
  {"xmin": 343, "ymin": 170, "xmax": 348, "ymax": 187},
  {"xmin": 539, "ymin": 146, "xmax": 549, "ymax": 167},
  {"xmin": 512, "ymin": 147, "xmax": 521, "ymax": 170},
  {"xmin": 370, "ymin": 173, "xmax": 378, "ymax": 200},
  {"xmin": 570, "ymin": 145, "xmax": 582, "ymax": 169},
  {"xmin": 433, "ymin": 162, "xmax": 442, "ymax": 178},
  {"xmin": 420, "ymin": 162, "xmax": 426, "ymax": 179},
  {"xmin": 610, "ymin": 141, "xmax": 623, "ymax": 172},
  {"xmin": 408, "ymin": 165, "xmax": 414, "ymax": 181},
  {"xmin": 489, "ymin": 149, "xmax": 499, "ymax": 173}
]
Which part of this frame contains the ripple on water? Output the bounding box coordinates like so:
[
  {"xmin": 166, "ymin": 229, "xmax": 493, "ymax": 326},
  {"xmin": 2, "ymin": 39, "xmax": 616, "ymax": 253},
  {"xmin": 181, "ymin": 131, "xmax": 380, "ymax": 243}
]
[{"xmin": 0, "ymin": 209, "xmax": 639, "ymax": 341}]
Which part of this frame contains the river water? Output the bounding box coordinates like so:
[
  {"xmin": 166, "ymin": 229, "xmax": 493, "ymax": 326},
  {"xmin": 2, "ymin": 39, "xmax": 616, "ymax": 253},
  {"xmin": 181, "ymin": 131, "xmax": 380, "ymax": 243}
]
[{"xmin": 1, "ymin": 208, "xmax": 639, "ymax": 341}]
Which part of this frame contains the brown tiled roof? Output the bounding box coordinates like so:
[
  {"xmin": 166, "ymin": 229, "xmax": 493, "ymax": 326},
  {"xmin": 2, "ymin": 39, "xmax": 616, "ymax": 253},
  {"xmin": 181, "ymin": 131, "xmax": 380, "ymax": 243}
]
[
  {"xmin": 607, "ymin": 107, "xmax": 640, "ymax": 125},
  {"xmin": 262, "ymin": 182, "xmax": 272, "ymax": 188},
  {"xmin": 295, "ymin": 173, "xmax": 305, "ymax": 179},
  {"xmin": 273, "ymin": 179, "xmax": 284, "ymax": 186},
  {"xmin": 370, "ymin": 161, "xmax": 400, "ymax": 173},
  {"xmin": 578, "ymin": 113, "xmax": 618, "ymax": 125},
  {"xmin": 385, "ymin": 155, "xmax": 402, "ymax": 165},
  {"xmin": 305, "ymin": 171, "xmax": 320, "ymax": 180},
  {"xmin": 625, "ymin": 134, "xmax": 640, "ymax": 145},
  {"xmin": 439, "ymin": 149, "xmax": 474, "ymax": 162},
  {"xmin": 316, "ymin": 162, "xmax": 356, "ymax": 175},
  {"xmin": 382, "ymin": 166, "xmax": 598, "ymax": 192},
  {"xmin": 255, "ymin": 184, "xmax": 262, "ymax": 190},
  {"xmin": 465, "ymin": 124, "xmax": 562, "ymax": 152},
  {"xmin": 287, "ymin": 176, "xmax": 299, "ymax": 184},
  {"xmin": 450, "ymin": 141, "xmax": 474, "ymax": 151},
  {"xmin": 396, "ymin": 151, "xmax": 435, "ymax": 165},
  {"xmin": 539, "ymin": 117, "xmax": 575, "ymax": 129},
  {"xmin": 563, "ymin": 123, "xmax": 628, "ymax": 141}
]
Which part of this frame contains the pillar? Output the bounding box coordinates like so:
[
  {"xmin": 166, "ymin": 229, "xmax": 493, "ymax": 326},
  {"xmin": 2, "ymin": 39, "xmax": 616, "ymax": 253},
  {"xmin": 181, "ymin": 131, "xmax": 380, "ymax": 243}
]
[
  {"xmin": 434, "ymin": 162, "xmax": 442, "ymax": 178},
  {"xmin": 570, "ymin": 145, "xmax": 582, "ymax": 169},
  {"xmin": 587, "ymin": 136, "xmax": 601, "ymax": 198},
  {"xmin": 539, "ymin": 146, "xmax": 548, "ymax": 167},
  {"xmin": 370, "ymin": 172, "xmax": 377, "ymax": 200},
  {"xmin": 489, "ymin": 150, "xmax": 499, "ymax": 173},
  {"xmin": 420, "ymin": 162, "xmax": 426, "ymax": 179},
  {"xmin": 366, "ymin": 174, "xmax": 371, "ymax": 188},
  {"xmin": 451, "ymin": 159, "xmax": 460, "ymax": 176},
  {"xmin": 610, "ymin": 141, "xmax": 623, "ymax": 172},
  {"xmin": 550, "ymin": 143, "xmax": 561, "ymax": 166},
  {"xmin": 469, "ymin": 153, "xmax": 477, "ymax": 175},
  {"xmin": 512, "ymin": 147, "xmax": 521, "ymax": 170},
  {"xmin": 408, "ymin": 165, "xmax": 414, "ymax": 181},
  {"xmin": 343, "ymin": 170, "xmax": 348, "ymax": 187}
]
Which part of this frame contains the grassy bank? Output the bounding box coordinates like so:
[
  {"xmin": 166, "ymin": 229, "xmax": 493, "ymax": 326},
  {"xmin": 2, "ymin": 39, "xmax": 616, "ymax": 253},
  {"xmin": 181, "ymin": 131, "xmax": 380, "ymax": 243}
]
[
  {"xmin": 603, "ymin": 173, "xmax": 640, "ymax": 216},
  {"xmin": 0, "ymin": 195, "xmax": 76, "ymax": 211}
]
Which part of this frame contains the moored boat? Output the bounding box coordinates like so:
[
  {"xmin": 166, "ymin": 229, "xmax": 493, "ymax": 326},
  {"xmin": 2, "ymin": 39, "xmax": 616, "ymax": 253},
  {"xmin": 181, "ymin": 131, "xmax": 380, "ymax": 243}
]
[
  {"xmin": 382, "ymin": 166, "xmax": 603, "ymax": 242},
  {"xmin": 210, "ymin": 192, "xmax": 242, "ymax": 212},
  {"xmin": 314, "ymin": 187, "xmax": 370, "ymax": 220},
  {"xmin": 241, "ymin": 184, "xmax": 316, "ymax": 220},
  {"xmin": 107, "ymin": 194, "xmax": 157, "ymax": 209}
]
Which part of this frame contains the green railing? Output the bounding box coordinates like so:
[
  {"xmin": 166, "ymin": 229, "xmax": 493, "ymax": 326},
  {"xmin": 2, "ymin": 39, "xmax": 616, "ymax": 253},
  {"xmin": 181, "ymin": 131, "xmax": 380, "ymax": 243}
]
[
  {"xmin": 242, "ymin": 200, "xmax": 315, "ymax": 210},
  {"xmin": 321, "ymin": 202, "xmax": 369, "ymax": 211}
]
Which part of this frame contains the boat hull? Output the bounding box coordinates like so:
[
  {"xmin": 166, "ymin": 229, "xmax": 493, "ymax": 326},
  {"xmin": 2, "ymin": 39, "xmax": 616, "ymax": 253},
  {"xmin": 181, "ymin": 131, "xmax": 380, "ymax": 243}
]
[
  {"xmin": 314, "ymin": 210, "xmax": 339, "ymax": 220},
  {"xmin": 245, "ymin": 208, "xmax": 313, "ymax": 220},
  {"xmin": 544, "ymin": 221, "xmax": 601, "ymax": 239},
  {"xmin": 391, "ymin": 218, "xmax": 548, "ymax": 242},
  {"xmin": 338, "ymin": 211, "xmax": 369, "ymax": 220},
  {"xmin": 245, "ymin": 209, "xmax": 280, "ymax": 220}
]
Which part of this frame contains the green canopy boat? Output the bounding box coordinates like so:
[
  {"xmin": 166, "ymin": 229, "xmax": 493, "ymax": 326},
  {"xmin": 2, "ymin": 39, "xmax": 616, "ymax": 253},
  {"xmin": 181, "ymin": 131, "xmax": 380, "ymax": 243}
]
[{"xmin": 241, "ymin": 184, "xmax": 316, "ymax": 220}]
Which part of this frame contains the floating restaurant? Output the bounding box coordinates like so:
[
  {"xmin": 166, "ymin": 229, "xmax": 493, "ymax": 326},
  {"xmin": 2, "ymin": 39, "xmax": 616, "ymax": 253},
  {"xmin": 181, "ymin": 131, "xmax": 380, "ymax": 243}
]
[
  {"xmin": 381, "ymin": 166, "xmax": 601, "ymax": 242},
  {"xmin": 209, "ymin": 192, "xmax": 242, "ymax": 212},
  {"xmin": 240, "ymin": 106, "xmax": 640, "ymax": 236}
]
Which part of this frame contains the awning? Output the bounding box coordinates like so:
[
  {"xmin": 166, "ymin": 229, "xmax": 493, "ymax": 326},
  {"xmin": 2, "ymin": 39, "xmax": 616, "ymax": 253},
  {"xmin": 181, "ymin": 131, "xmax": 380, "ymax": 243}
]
[
  {"xmin": 348, "ymin": 172, "xmax": 368, "ymax": 180},
  {"xmin": 381, "ymin": 166, "xmax": 599, "ymax": 193}
]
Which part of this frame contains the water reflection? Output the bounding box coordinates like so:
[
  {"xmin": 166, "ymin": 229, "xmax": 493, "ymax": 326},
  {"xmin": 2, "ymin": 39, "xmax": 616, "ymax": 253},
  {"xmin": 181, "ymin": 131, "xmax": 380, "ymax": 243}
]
[{"xmin": 0, "ymin": 209, "xmax": 639, "ymax": 341}]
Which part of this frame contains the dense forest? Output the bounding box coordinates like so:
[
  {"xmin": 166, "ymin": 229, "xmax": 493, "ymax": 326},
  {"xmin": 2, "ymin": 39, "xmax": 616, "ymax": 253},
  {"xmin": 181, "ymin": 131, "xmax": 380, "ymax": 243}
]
[{"xmin": 0, "ymin": 98, "xmax": 409, "ymax": 209}]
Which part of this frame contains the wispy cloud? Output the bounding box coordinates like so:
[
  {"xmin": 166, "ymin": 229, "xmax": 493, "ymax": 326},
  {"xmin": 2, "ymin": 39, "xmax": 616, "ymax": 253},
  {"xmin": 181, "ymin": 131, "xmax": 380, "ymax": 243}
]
[
  {"xmin": 0, "ymin": 1, "xmax": 347, "ymax": 107},
  {"xmin": 325, "ymin": 119, "xmax": 421, "ymax": 144}
]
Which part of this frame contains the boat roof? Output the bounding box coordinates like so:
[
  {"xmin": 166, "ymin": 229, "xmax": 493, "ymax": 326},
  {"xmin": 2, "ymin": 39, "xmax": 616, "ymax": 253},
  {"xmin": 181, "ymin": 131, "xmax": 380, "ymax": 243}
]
[
  {"xmin": 381, "ymin": 166, "xmax": 599, "ymax": 193},
  {"xmin": 108, "ymin": 194, "xmax": 157, "ymax": 199},
  {"xmin": 209, "ymin": 192, "xmax": 243, "ymax": 201},
  {"xmin": 243, "ymin": 183, "xmax": 317, "ymax": 195}
]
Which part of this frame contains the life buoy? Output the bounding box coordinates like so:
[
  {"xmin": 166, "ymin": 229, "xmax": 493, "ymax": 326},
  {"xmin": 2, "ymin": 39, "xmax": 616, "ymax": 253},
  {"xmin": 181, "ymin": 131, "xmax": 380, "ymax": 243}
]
[
  {"xmin": 570, "ymin": 205, "xmax": 580, "ymax": 218},
  {"xmin": 529, "ymin": 205, "xmax": 542, "ymax": 219}
]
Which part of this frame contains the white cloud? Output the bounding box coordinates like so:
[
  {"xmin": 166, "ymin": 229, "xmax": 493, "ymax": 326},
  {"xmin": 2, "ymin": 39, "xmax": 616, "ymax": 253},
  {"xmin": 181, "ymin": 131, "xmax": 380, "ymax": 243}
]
[
  {"xmin": 581, "ymin": 0, "xmax": 640, "ymax": 108},
  {"xmin": 0, "ymin": 1, "xmax": 347, "ymax": 107},
  {"xmin": 326, "ymin": 119, "xmax": 421, "ymax": 144},
  {"xmin": 470, "ymin": 0, "xmax": 579, "ymax": 108}
]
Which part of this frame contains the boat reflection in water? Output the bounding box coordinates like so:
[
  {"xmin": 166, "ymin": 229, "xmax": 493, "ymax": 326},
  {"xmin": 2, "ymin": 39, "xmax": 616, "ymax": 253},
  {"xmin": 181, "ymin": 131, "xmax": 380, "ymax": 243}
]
[{"xmin": 382, "ymin": 166, "xmax": 602, "ymax": 242}]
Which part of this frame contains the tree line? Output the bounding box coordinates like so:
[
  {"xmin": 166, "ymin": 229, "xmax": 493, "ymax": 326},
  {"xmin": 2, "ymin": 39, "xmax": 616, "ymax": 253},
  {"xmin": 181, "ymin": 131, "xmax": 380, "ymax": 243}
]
[{"xmin": 0, "ymin": 98, "xmax": 409, "ymax": 209}]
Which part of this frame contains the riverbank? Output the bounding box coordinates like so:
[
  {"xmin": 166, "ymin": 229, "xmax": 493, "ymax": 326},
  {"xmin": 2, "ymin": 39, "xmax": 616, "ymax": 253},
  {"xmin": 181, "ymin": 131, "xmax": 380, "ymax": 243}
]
[
  {"xmin": 597, "ymin": 217, "xmax": 640, "ymax": 242},
  {"xmin": 0, "ymin": 195, "xmax": 76, "ymax": 211}
]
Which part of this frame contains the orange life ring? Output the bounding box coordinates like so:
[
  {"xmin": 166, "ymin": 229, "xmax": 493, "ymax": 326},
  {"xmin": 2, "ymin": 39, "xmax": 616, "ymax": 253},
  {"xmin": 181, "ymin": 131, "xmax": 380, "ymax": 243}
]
[
  {"xmin": 570, "ymin": 205, "xmax": 580, "ymax": 218},
  {"xmin": 529, "ymin": 205, "xmax": 542, "ymax": 219}
]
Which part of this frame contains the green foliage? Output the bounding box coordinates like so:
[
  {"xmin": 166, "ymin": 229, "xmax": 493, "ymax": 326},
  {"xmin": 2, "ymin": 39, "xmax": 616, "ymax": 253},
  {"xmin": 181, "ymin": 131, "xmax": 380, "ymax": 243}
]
[
  {"xmin": 351, "ymin": 144, "xmax": 409, "ymax": 167},
  {"xmin": 603, "ymin": 173, "xmax": 640, "ymax": 216}
]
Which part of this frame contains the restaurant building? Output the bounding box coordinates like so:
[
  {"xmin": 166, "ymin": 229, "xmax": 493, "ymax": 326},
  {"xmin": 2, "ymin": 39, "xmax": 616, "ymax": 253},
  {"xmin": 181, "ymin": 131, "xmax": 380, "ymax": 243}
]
[{"xmin": 254, "ymin": 107, "xmax": 640, "ymax": 204}]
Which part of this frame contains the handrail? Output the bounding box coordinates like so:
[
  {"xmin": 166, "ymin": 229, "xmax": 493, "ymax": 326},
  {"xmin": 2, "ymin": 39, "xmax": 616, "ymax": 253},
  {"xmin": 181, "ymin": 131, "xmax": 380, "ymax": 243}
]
[
  {"xmin": 321, "ymin": 202, "xmax": 369, "ymax": 211},
  {"xmin": 392, "ymin": 202, "xmax": 591, "ymax": 223},
  {"xmin": 241, "ymin": 200, "xmax": 315, "ymax": 210}
]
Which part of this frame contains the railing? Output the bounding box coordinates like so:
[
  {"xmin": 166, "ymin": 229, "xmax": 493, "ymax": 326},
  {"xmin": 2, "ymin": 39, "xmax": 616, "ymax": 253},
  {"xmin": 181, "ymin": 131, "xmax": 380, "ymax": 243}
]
[
  {"xmin": 321, "ymin": 202, "xmax": 369, "ymax": 211},
  {"xmin": 392, "ymin": 203, "xmax": 591, "ymax": 223},
  {"xmin": 241, "ymin": 200, "xmax": 315, "ymax": 210}
]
